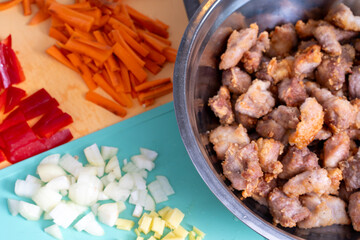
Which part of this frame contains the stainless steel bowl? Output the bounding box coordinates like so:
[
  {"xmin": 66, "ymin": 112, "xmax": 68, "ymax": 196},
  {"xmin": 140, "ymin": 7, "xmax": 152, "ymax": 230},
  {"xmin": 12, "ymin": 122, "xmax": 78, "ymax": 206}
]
[{"xmin": 173, "ymin": 0, "xmax": 360, "ymax": 239}]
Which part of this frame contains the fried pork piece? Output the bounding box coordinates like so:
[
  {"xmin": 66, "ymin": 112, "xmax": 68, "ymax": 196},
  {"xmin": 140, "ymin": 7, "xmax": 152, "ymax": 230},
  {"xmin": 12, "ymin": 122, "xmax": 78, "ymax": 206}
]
[
  {"xmin": 352, "ymin": 99, "xmax": 360, "ymax": 129},
  {"xmin": 222, "ymin": 142, "xmax": 263, "ymax": 198},
  {"xmin": 268, "ymin": 188, "xmax": 310, "ymax": 228},
  {"xmin": 313, "ymin": 25, "xmax": 342, "ymax": 56},
  {"xmin": 349, "ymin": 192, "xmax": 360, "ymax": 231},
  {"xmin": 349, "ymin": 66, "xmax": 360, "ymax": 99},
  {"xmin": 235, "ymin": 79, "xmax": 275, "ymax": 118},
  {"xmin": 340, "ymin": 156, "xmax": 360, "ymax": 192},
  {"xmin": 282, "ymin": 169, "xmax": 332, "ymax": 197},
  {"xmin": 289, "ymin": 98, "xmax": 324, "ymax": 149},
  {"xmin": 268, "ymin": 23, "xmax": 298, "ymax": 57},
  {"xmin": 209, "ymin": 124, "xmax": 250, "ymax": 160},
  {"xmin": 256, "ymin": 138, "xmax": 284, "ymax": 181},
  {"xmin": 251, "ymin": 178, "xmax": 276, "ymax": 206},
  {"xmin": 325, "ymin": 3, "xmax": 360, "ymax": 32},
  {"xmin": 219, "ymin": 23, "xmax": 259, "ymax": 70},
  {"xmin": 298, "ymin": 39, "xmax": 318, "ymax": 51},
  {"xmin": 316, "ymin": 44, "xmax": 355, "ymax": 92},
  {"xmin": 255, "ymin": 57, "xmax": 273, "ymax": 82},
  {"xmin": 314, "ymin": 127, "xmax": 332, "ymax": 141},
  {"xmin": 267, "ymin": 105, "xmax": 300, "ymax": 129},
  {"xmin": 278, "ymin": 78, "xmax": 307, "ymax": 107},
  {"xmin": 298, "ymin": 194, "xmax": 350, "ymax": 229},
  {"xmin": 323, "ymin": 132, "xmax": 350, "ymax": 168},
  {"xmin": 293, "ymin": 45, "xmax": 323, "ymax": 76},
  {"xmin": 242, "ymin": 31, "xmax": 270, "ymax": 74},
  {"xmin": 326, "ymin": 168, "xmax": 343, "ymax": 195},
  {"xmin": 267, "ymin": 57, "xmax": 294, "ymax": 84},
  {"xmin": 279, "ymin": 146, "xmax": 319, "ymax": 179},
  {"xmin": 355, "ymin": 39, "xmax": 360, "ymax": 52},
  {"xmin": 234, "ymin": 112, "xmax": 257, "ymax": 130},
  {"xmin": 256, "ymin": 119, "xmax": 286, "ymax": 141},
  {"xmin": 306, "ymin": 81, "xmax": 356, "ymax": 133},
  {"xmin": 208, "ymin": 86, "xmax": 234, "ymax": 125},
  {"xmin": 222, "ymin": 67, "xmax": 252, "ymax": 95}
]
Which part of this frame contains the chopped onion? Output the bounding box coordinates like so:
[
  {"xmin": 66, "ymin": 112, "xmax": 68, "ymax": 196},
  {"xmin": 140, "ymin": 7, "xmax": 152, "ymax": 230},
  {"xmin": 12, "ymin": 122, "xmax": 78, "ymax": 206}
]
[
  {"xmin": 132, "ymin": 172, "xmax": 147, "ymax": 190},
  {"xmin": 40, "ymin": 154, "xmax": 61, "ymax": 165},
  {"xmin": 98, "ymin": 191, "xmax": 109, "ymax": 201},
  {"xmin": 103, "ymin": 182, "xmax": 130, "ymax": 202},
  {"xmin": 148, "ymin": 180, "xmax": 168, "ymax": 204},
  {"xmin": 37, "ymin": 163, "xmax": 66, "ymax": 182},
  {"xmin": 131, "ymin": 155, "xmax": 155, "ymax": 171},
  {"xmin": 44, "ymin": 224, "xmax": 63, "ymax": 240},
  {"xmin": 49, "ymin": 202, "xmax": 84, "ymax": 228},
  {"xmin": 97, "ymin": 203, "xmax": 119, "ymax": 226},
  {"xmin": 118, "ymin": 173, "xmax": 134, "ymax": 190},
  {"xmin": 7, "ymin": 199, "xmax": 20, "ymax": 216},
  {"xmin": 74, "ymin": 212, "xmax": 94, "ymax": 231},
  {"xmin": 139, "ymin": 148, "xmax": 158, "ymax": 161},
  {"xmin": 117, "ymin": 201, "xmax": 126, "ymax": 213},
  {"xmin": 91, "ymin": 203, "xmax": 100, "ymax": 215},
  {"xmin": 74, "ymin": 212, "xmax": 104, "ymax": 236},
  {"xmin": 132, "ymin": 204, "xmax": 143, "ymax": 218},
  {"xmin": 100, "ymin": 146, "xmax": 118, "ymax": 161},
  {"xmin": 84, "ymin": 144, "xmax": 105, "ymax": 167},
  {"xmin": 68, "ymin": 182, "xmax": 99, "ymax": 206},
  {"xmin": 96, "ymin": 166, "xmax": 105, "ymax": 177},
  {"xmin": 25, "ymin": 175, "xmax": 43, "ymax": 185},
  {"xmin": 144, "ymin": 194, "xmax": 155, "ymax": 211},
  {"xmin": 78, "ymin": 166, "xmax": 97, "ymax": 176},
  {"xmin": 32, "ymin": 187, "xmax": 62, "ymax": 212},
  {"xmin": 18, "ymin": 201, "xmax": 43, "ymax": 221},
  {"xmin": 46, "ymin": 176, "xmax": 70, "ymax": 191},
  {"xmin": 100, "ymin": 172, "xmax": 115, "ymax": 186},
  {"xmin": 58, "ymin": 154, "xmax": 82, "ymax": 178},
  {"xmin": 77, "ymin": 173, "xmax": 103, "ymax": 191},
  {"xmin": 129, "ymin": 189, "xmax": 147, "ymax": 207},
  {"xmin": 15, "ymin": 179, "xmax": 41, "ymax": 198},
  {"xmin": 60, "ymin": 190, "xmax": 68, "ymax": 196},
  {"xmin": 105, "ymin": 156, "xmax": 121, "ymax": 179},
  {"xmin": 122, "ymin": 161, "xmax": 140, "ymax": 173},
  {"xmin": 156, "ymin": 176, "xmax": 175, "ymax": 196},
  {"xmin": 43, "ymin": 211, "xmax": 52, "ymax": 220}
]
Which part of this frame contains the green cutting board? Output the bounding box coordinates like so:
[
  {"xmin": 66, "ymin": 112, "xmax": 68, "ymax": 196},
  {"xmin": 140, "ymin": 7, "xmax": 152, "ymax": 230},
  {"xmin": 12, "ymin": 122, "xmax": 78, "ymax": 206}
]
[{"xmin": 0, "ymin": 102, "xmax": 264, "ymax": 240}]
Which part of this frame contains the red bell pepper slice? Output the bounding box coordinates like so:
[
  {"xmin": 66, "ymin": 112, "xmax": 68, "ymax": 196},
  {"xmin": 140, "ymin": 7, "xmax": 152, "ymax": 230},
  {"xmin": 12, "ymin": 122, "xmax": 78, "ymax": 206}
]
[
  {"xmin": 36, "ymin": 112, "xmax": 73, "ymax": 138},
  {"xmin": 8, "ymin": 139, "xmax": 47, "ymax": 164},
  {"xmin": 0, "ymin": 148, "xmax": 7, "ymax": 163},
  {"xmin": 7, "ymin": 45, "xmax": 25, "ymax": 84},
  {"xmin": 23, "ymin": 97, "xmax": 59, "ymax": 120},
  {"xmin": 4, "ymin": 85, "xmax": 26, "ymax": 113},
  {"xmin": 0, "ymin": 108, "xmax": 26, "ymax": 131},
  {"xmin": 32, "ymin": 107, "xmax": 63, "ymax": 133},
  {"xmin": 1, "ymin": 35, "xmax": 11, "ymax": 48},
  {"xmin": 44, "ymin": 128, "xmax": 73, "ymax": 149},
  {"xmin": 0, "ymin": 89, "xmax": 7, "ymax": 111},
  {"xmin": 0, "ymin": 44, "xmax": 11, "ymax": 89},
  {"xmin": 2, "ymin": 121, "xmax": 38, "ymax": 151}
]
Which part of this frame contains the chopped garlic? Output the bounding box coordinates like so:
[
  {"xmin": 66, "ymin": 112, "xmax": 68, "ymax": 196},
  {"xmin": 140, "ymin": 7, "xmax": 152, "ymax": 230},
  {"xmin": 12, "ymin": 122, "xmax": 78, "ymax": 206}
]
[
  {"xmin": 163, "ymin": 208, "xmax": 185, "ymax": 229},
  {"xmin": 115, "ymin": 218, "xmax": 135, "ymax": 231}
]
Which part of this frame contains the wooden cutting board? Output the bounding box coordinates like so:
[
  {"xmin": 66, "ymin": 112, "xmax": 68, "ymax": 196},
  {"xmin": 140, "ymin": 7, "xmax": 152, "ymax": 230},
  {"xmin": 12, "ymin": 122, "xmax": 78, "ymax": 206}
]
[{"xmin": 0, "ymin": 0, "xmax": 188, "ymax": 139}]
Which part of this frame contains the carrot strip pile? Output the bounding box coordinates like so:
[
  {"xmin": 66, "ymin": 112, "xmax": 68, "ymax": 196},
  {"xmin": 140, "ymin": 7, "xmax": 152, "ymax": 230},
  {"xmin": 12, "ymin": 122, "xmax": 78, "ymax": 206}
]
[{"xmin": 2, "ymin": 0, "xmax": 177, "ymax": 117}]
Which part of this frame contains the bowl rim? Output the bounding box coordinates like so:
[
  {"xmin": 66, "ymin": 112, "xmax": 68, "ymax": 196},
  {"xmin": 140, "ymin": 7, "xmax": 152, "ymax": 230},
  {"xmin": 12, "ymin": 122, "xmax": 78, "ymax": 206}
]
[{"xmin": 173, "ymin": 0, "xmax": 300, "ymax": 239}]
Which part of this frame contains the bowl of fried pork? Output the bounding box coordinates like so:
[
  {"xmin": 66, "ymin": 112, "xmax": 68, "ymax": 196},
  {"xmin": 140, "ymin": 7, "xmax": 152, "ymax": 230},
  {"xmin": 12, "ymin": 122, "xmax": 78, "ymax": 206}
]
[{"xmin": 174, "ymin": 0, "xmax": 360, "ymax": 239}]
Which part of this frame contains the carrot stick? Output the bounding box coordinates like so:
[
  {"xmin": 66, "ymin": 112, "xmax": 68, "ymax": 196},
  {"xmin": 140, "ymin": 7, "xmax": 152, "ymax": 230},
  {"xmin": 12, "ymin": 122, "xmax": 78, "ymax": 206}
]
[
  {"xmin": 163, "ymin": 47, "xmax": 177, "ymax": 63},
  {"xmin": 138, "ymin": 29, "xmax": 171, "ymax": 46},
  {"xmin": 93, "ymin": 73, "xmax": 133, "ymax": 108},
  {"xmin": 51, "ymin": 15, "xmax": 65, "ymax": 28},
  {"xmin": 48, "ymin": 2, "xmax": 95, "ymax": 32},
  {"xmin": 67, "ymin": 53, "xmax": 97, "ymax": 90},
  {"xmin": 138, "ymin": 82, "xmax": 173, "ymax": 102},
  {"xmin": 87, "ymin": 62, "xmax": 99, "ymax": 72},
  {"xmin": 155, "ymin": 19, "xmax": 169, "ymax": 30},
  {"xmin": 144, "ymin": 58, "xmax": 162, "ymax": 75},
  {"xmin": 22, "ymin": 0, "xmax": 32, "ymax": 16},
  {"xmin": 79, "ymin": 7, "xmax": 101, "ymax": 25},
  {"xmin": 114, "ymin": 71, "xmax": 125, "ymax": 93},
  {"xmin": 66, "ymin": 2, "xmax": 91, "ymax": 10},
  {"xmin": 117, "ymin": 27, "xmax": 149, "ymax": 57},
  {"xmin": 140, "ymin": 42, "xmax": 166, "ymax": 65},
  {"xmin": 113, "ymin": 13, "xmax": 133, "ymax": 28},
  {"xmin": 46, "ymin": 45, "xmax": 77, "ymax": 72},
  {"xmin": 49, "ymin": 27, "xmax": 68, "ymax": 43},
  {"xmin": 119, "ymin": 62, "xmax": 131, "ymax": 93},
  {"xmin": 134, "ymin": 77, "xmax": 171, "ymax": 92},
  {"xmin": 28, "ymin": 8, "xmax": 50, "ymax": 25},
  {"xmin": 64, "ymin": 23, "xmax": 74, "ymax": 36},
  {"xmin": 138, "ymin": 98, "xmax": 155, "ymax": 108},
  {"xmin": 0, "ymin": 0, "xmax": 22, "ymax": 11},
  {"xmin": 139, "ymin": 30, "xmax": 168, "ymax": 53},
  {"xmin": 35, "ymin": 0, "xmax": 44, "ymax": 9},
  {"xmin": 73, "ymin": 36, "xmax": 111, "ymax": 51},
  {"xmin": 113, "ymin": 42, "xmax": 147, "ymax": 83},
  {"xmin": 85, "ymin": 91, "xmax": 127, "ymax": 117},
  {"xmin": 108, "ymin": 17, "xmax": 138, "ymax": 39},
  {"xmin": 104, "ymin": 61, "xmax": 118, "ymax": 87},
  {"xmin": 81, "ymin": 55, "xmax": 92, "ymax": 64}
]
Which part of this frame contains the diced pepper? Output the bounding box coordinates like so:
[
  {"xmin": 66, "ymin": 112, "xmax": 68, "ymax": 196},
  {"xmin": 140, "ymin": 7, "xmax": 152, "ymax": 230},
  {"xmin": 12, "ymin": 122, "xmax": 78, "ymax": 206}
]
[
  {"xmin": 2, "ymin": 122, "xmax": 37, "ymax": 151},
  {"xmin": 23, "ymin": 97, "xmax": 59, "ymax": 120},
  {"xmin": 36, "ymin": 112, "xmax": 73, "ymax": 138},
  {"xmin": 8, "ymin": 139, "xmax": 47, "ymax": 163},
  {"xmin": 0, "ymin": 108, "xmax": 26, "ymax": 131},
  {"xmin": 6, "ymin": 44, "xmax": 25, "ymax": 84},
  {"xmin": 0, "ymin": 148, "xmax": 6, "ymax": 163},
  {"xmin": 0, "ymin": 89, "xmax": 7, "ymax": 111},
  {"xmin": 0, "ymin": 134, "xmax": 6, "ymax": 149},
  {"xmin": 32, "ymin": 107, "xmax": 63, "ymax": 133},
  {"xmin": 4, "ymin": 86, "xmax": 26, "ymax": 113},
  {"xmin": 43, "ymin": 128, "xmax": 73, "ymax": 149},
  {"xmin": 1, "ymin": 35, "xmax": 11, "ymax": 48},
  {"xmin": 0, "ymin": 44, "xmax": 12, "ymax": 89}
]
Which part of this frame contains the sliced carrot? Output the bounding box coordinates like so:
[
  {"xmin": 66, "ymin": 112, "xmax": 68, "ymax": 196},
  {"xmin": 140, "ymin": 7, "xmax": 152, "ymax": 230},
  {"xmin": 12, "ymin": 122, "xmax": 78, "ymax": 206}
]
[
  {"xmin": 134, "ymin": 77, "xmax": 171, "ymax": 92},
  {"xmin": 114, "ymin": 71, "xmax": 125, "ymax": 93},
  {"xmin": 108, "ymin": 17, "xmax": 138, "ymax": 39},
  {"xmin": 138, "ymin": 98, "xmax": 155, "ymax": 108},
  {"xmin": 22, "ymin": 0, "xmax": 32, "ymax": 16},
  {"xmin": 64, "ymin": 23, "xmax": 75, "ymax": 35},
  {"xmin": 85, "ymin": 91, "xmax": 127, "ymax": 117},
  {"xmin": 119, "ymin": 4, "xmax": 136, "ymax": 31},
  {"xmin": 138, "ymin": 29, "xmax": 171, "ymax": 46},
  {"xmin": 139, "ymin": 30, "xmax": 168, "ymax": 53},
  {"xmin": 113, "ymin": 42, "xmax": 147, "ymax": 83},
  {"xmin": 87, "ymin": 62, "xmax": 99, "ymax": 72},
  {"xmin": 104, "ymin": 61, "xmax": 118, "ymax": 87},
  {"xmin": 138, "ymin": 82, "xmax": 173, "ymax": 102},
  {"xmin": 46, "ymin": 45, "xmax": 77, "ymax": 72},
  {"xmin": 66, "ymin": 2, "xmax": 91, "ymax": 10},
  {"xmin": 78, "ymin": 7, "xmax": 101, "ymax": 25},
  {"xmin": 117, "ymin": 27, "xmax": 149, "ymax": 57},
  {"xmin": 35, "ymin": 0, "xmax": 44, "ymax": 9},
  {"xmin": 144, "ymin": 58, "xmax": 162, "ymax": 75},
  {"xmin": 163, "ymin": 47, "xmax": 177, "ymax": 63},
  {"xmin": 67, "ymin": 53, "xmax": 97, "ymax": 90},
  {"xmin": 51, "ymin": 15, "xmax": 65, "ymax": 28},
  {"xmin": 48, "ymin": 2, "xmax": 95, "ymax": 32},
  {"xmin": 119, "ymin": 62, "xmax": 131, "ymax": 93},
  {"xmin": 113, "ymin": 13, "xmax": 133, "ymax": 28},
  {"xmin": 140, "ymin": 42, "xmax": 166, "ymax": 65},
  {"xmin": 73, "ymin": 36, "xmax": 111, "ymax": 51},
  {"xmin": 81, "ymin": 55, "xmax": 92, "ymax": 64},
  {"xmin": 28, "ymin": 8, "xmax": 51, "ymax": 25},
  {"xmin": 93, "ymin": 73, "xmax": 133, "ymax": 108},
  {"xmin": 155, "ymin": 19, "xmax": 169, "ymax": 30},
  {"xmin": 49, "ymin": 27, "xmax": 68, "ymax": 43},
  {"xmin": 0, "ymin": 0, "xmax": 22, "ymax": 11}
]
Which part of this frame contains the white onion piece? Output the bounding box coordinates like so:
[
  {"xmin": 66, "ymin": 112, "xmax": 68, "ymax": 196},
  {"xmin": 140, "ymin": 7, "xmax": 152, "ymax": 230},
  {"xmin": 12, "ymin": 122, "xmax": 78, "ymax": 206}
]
[
  {"xmin": 60, "ymin": 190, "xmax": 68, "ymax": 196},
  {"xmin": 44, "ymin": 224, "xmax": 63, "ymax": 240},
  {"xmin": 148, "ymin": 180, "xmax": 168, "ymax": 203},
  {"xmin": 15, "ymin": 179, "xmax": 41, "ymax": 198},
  {"xmin": 96, "ymin": 166, "xmax": 104, "ymax": 178},
  {"xmin": 131, "ymin": 155, "xmax": 155, "ymax": 171},
  {"xmin": 100, "ymin": 173, "xmax": 115, "ymax": 187},
  {"xmin": 123, "ymin": 159, "xmax": 128, "ymax": 165},
  {"xmin": 91, "ymin": 203, "xmax": 100, "ymax": 215},
  {"xmin": 97, "ymin": 203, "xmax": 119, "ymax": 226},
  {"xmin": 103, "ymin": 182, "xmax": 130, "ymax": 202},
  {"xmin": 139, "ymin": 148, "xmax": 158, "ymax": 161},
  {"xmin": 118, "ymin": 173, "xmax": 134, "ymax": 190},
  {"xmin": 138, "ymin": 169, "xmax": 148, "ymax": 179},
  {"xmin": 144, "ymin": 194, "xmax": 155, "ymax": 211},
  {"xmin": 49, "ymin": 202, "xmax": 84, "ymax": 228},
  {"xmin": 129, "ymin": 189, "xmax": 147, "ymax": 206},
  {"xmin": 43, "ymin": 211, "xmax": 52, "ymax": 220},
  {"xmin": 156, "ymin": 176, "xmax": 175, "ymax": 196},
  {"xmin": 7, "ymin": 199, "xmax": 20, "ymax": 216},
  {"xmin": 19, "ymin": 201, "xmax": 43, "ymax": 221},
  {"xmin": 78, "ymin": 166, "xmax": 97, "ymax": 176},
  {"xmin": 97, "ymin": 191, "xmax": 109, "ymax": 201},
  {"xmin": 132, "ymin": 172, "xmax": 147, "ymax": 190},
  {"xmin": 59, "ymin": 154, "xmax": 82, "ymax": 178},
  {"xmin": 122, "ymin": 162, "xmax": 140, "ymax": 173},
  {"xmin": 68, "ymin": 183, "xmax": 99, "ymax": 206},
  {"xmin": 117, "ymin": 201, "xmax": 126, "ymax": 213},
  {"xmin": 84, "ymin": 144, "xmax": 104, "ymax": 167},
  {"xmin": 46, "ymin": 176, "xmax": 70, "ymax": 191},
  {"xmin": 77, "ymin": 174, "xmax": 103, "ymax": 191},
  {"xmin": 132, "ymin": 204, "xmax": 143, "ymax": 217},
  {"xmin": 40, "ymin": 154, "xmax": 61, "ymax": 165},
  {"xmin": 105, "ymin": 156, "xmax": 121, "ymax": 179},
  {"xmin": 74, "ymin": 212, "xmax": 94, "ymax": 231},
  {"xmin": 74, "ymin": 212, "xmax": 104, "ymax": 236},
  {"xmin": 25, "ymin": 175, "xmax": 43, "ymax": 185},
  {"xmin": 37, "ymin": 164, "xmax": 66, "ymax": 182},
  {"xmin": 32, "ymin": 187, "xmax": 62, "ymax": 212},
  {"xmin": 100, "ymin": 146, "xmax": 118, "ymax": 161}
]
